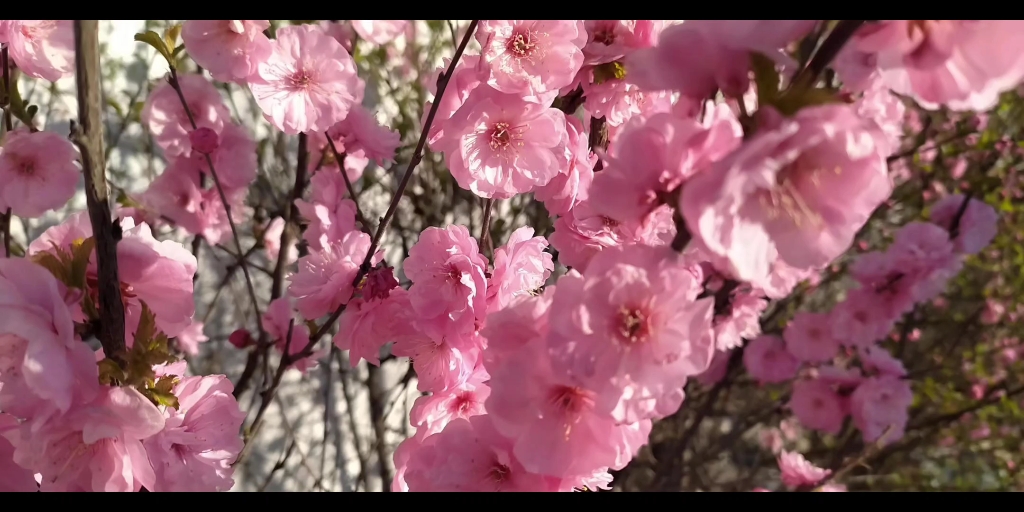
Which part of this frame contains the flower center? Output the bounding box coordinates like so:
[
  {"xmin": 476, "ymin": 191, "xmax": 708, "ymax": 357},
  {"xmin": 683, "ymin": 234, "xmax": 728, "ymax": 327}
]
[
  {"xmin": 445, "ymin": 264, "xmax": 463, "ymax": 283},
  {"xmin": 289, "ymin": 69, "xmax": 315, "ymax": 90},
  {"xmin": 450, "ymin": 391, "xmax": 475, "ymax": 414},
  {"xmin": 489, "ymin": 462, "xmax": 511, "ymax": 484},
  {"xmin": 506, "ymin": 30, "xmax": 537, "ymax": 58},
  {"xmin": 14, "ymin": 159, "xmax": 34, "ymax": 176},
  {"xmin": 601, "ymin": 216, "xmax": 619, "ymax": 229},
  {"xmin": 593, "ymin": 23, "xmax": 617, "ymax": 45},
  {"xmin": 489, "ymin": 122, "xmax": 512, "ymax": 150},
  {"xmin": 617, "ymin": 307, "xmax": 650, "ymax": 343},
  {"xmin": 547, "ymin": 385, "xmax": 594, "ymax": 418}
]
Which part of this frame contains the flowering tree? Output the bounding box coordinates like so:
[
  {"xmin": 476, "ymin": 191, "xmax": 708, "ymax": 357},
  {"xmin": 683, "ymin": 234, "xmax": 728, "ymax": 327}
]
[{"xmin": 0, "ymin": 19, "xmax": 1021, "ymax": 492}]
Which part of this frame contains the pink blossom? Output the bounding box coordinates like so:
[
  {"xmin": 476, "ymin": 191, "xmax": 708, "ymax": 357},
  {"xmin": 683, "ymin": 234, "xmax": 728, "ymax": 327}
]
[
  {"xmin": 784, "ymin": 311, "xmax": 841, "ymax": 363},
  {"xmin": 849, "ymin": 374, "xmax": 913, "ymax": 445},
  {"xmin": 261, "ymin": 298, "xmax": 323, "ymax": 374},
  {"xmin": 334, "ymin": 289, "xmax": 417, "ymax": 368},
  {"xmin": 142, "ymin": 157, "xmax": 243, "ymax": 245},
  {"xmin": 438, "ymin": 85, "xmax": 569, "ymax": 199},
  {"xmin": 189, "ymin": 123, "xmax": 258, "ymax": 190},
  {"xmin": 0, "ymin": 130, "xmax": 79, "ymax": 218},
  {"xmin": 534, "ymin": 115, "xmax": 596, "ymax": 216},
  {"xmin": 174, "ymin": 320, "xmax": 208, "ymax": 356},
  {"xmin": 743, "ymin": 334, "xmax": 801, "ymax": 384},
  {"xmin": 6, "ymin": 21, "xmax": 74, "ymax": 81},
  {"xmin": 263, "ymin": 217, "xmax": 298, "ymax": 266},
  {"xmin": 0, "ymin": 413, "xmax": 36, "ymax": 491},
  {"xmin": 0, "ymin": 258, "xmax": 100, "ymax": 418},
  {"xmin": 590, "ymin": 110, "xmax": 742, "ymax": 225},
  {"xmin": 294, "ymin": 169, "xmax": 359, "ymax": 252},
  {"xmin": 249, "ymin": 24, "xmax": 363, "ymax": 134},
  {"xmin": 142, "ymin": 73, "xmax": 231, "ymax": 158},
  {"xmin": 778, "ymin": 450, "xmax": 830, "ymax": 489},
  {"xmin": 929, "ymin": 194, "xmax": 998, "ymax": 255},
  {"xmin": 713, "ymin": 288, "xmax": 767, "ymax": 351},
  {"xmin": 307, "ymin": 131, "xmax": 369, "ymax": 181},
  {"xmin": 486, "ymin": 226, "xmax": 553, "ymax": 312},
  {"xmin": 475, "ymin": 20, "xmax": 587, "ymax": 99},
  {"xmin": 682, "ymin": 105, "xmax": 891, "ymax": 285},
  {"xmin": 859, "ymin": 345, "xmax": 907, "ymax": 378},
  {"xmin": 325, "ymin": 105, "xmax": 401, "ymax": 166},
  {"xmin": 481, "ymin": 288, "xmax": 555, "ymax": 369},
  {"xmin": 425, "ymin": 55, "xmax": 484, "ymax": 147},
  {"xmin": 143, "ymin": 375, "xmax": 245, "ymax": 491},
  {"xmin": 189, "ymin": 127, "xmax": 219, "ymax": 154},
  {"xmin": 31, "ymin": 212, "xmax": 197, "ymax": 337},
  {"xmin": 409, "ymin": 364, "xmax": 490, "ymax": 438},
  {"xmin": 627, "ymin": 20, "xmax": 814, "ymax": 98},
  {"xmin": 582, "ymin": 75, "xmax": 669, "ymax": 128},
  {"xmin": 547, "ymin": 244, "xmax": 714, "ymax": 423},
  {"xmin": 789, "ymin": 379, "xmax": 846, "ymax": 435},
  {"xmin": 13, "ymin": 386, "xmax": 164, "ymax": 492},
  {"xmin": 829, "ymin": 288, "xmax": 897, "ymax": 348},
  {"xmin": 289, "ymin": 231, "xmax": 381, "ymax": 320},
  {"xmin": 847, "ymin": 20, "xmax": 1024, "ymax": 111},
  {"xmin": 582, "ymin": 20, "xmax": 664, "ymax": 65},
  {"xmin": 695, "ymin": 348, "xmax": 733, "ymax": 387},
  {"xmin": 180, "ymin": 20, "xmax": 272, "ymax": 83},
  {"xmin": 548, "ymin": 200, "xmax": 674, "ymax": 273},
  {"xmin": 319, "ymin": 21, "xmax": 354, "ymax": 53},
  {"xmin": 853, "ymin": 76, "xmax": 906, "ymax": 156},
  {"xmin": 982, "ymin": 298, "xmax": 1006, "ymax": 325},
  {"xmin": 404, "ymin": 225, "xmax": 489, "ymax": 349},
  {"xmin": 351, "ymin": 20, "xmax": 409, "ymax": 46},
  {"xmin": 392, "ymin": 336, "xmax": 479, "ymax": 394},
  {"xmin": 403, "ymin": 415, "xmax": 561, "ymax": 492},
  {"xmin": 487, "ymin": 340, "xmax": 650, "ymax": 478}
]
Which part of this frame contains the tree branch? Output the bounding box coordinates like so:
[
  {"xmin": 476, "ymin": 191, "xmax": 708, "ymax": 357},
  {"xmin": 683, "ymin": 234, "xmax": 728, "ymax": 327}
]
[{"xmin": 71, "ymin": 20, "xmax": 127, "ymax": 365}]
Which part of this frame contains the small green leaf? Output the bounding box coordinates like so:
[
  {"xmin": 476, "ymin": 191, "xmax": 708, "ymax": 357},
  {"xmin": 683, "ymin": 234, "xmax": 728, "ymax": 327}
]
[
  {"xmin": 98, "ymin": 358, "xmax": 125, "ymax": 386},
  {"xmin": 68, "ymin": 237, "xmax": 96, "ymax": 290},
  {"xmin": 146, "ymin": 389, "xmax": 180, "ymax": 410},
  {"xmin": 773, "ymin": 87, "xmax": 844, "ymax": 117},
  {"xmin": 134, "ymin": 31, "xmax": 174, "ymax": 68},
  {"xmin": 25, "ymin": 104, "xmax": 38, "ymax": 119},
  {"xmin": 172, "ymin": 44, "xmax": 186, "ymax": 58},
  {"xmin": 106, "ymin": 98, "xmax": 125, "ymax": 119},
  {"xmin": 164, "ymin": 24, "xmax": 182, "ymax": 55},
  {"xmin": 31, "ymin": 250, "xmax": 71, "ymax": 286}
]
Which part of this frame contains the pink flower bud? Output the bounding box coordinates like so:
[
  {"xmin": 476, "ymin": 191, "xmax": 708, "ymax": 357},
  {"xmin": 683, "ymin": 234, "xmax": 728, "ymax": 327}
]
[
  {"xmin": 229, "ymin": 328, "xmax": 253, "ymax": 349},
  {"xmin": 189, "ymin": 127, "xmax": 219, "ymax": 155}
]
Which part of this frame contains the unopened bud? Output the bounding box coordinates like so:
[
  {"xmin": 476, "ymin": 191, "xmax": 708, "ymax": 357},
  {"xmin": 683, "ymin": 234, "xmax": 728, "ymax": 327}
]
[
  {"xmin": 189, "ymin": 127, "xmax": 219, "ymax": 155},
  {"xmin": 229, "ymin": 328, "xmax": 254, "ymax": 349}
]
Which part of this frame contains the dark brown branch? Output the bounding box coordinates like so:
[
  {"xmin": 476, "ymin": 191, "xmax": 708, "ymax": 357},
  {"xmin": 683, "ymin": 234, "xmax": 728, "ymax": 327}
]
[
  {"xmin": 790, "ymin": 20, "xmax": 867, "ymax": 88},
  {"xmin": 71, "ymin": 21, "xmax": 126, "ymax": 366},
  {"xmin": 1, "ymin": 46, "xmax": 11, "ymax": 258},
  {"xmin": 366, "ymin": 364, "xmax": 393, "ymax": 490},
  {"xmin": 480, "ymin": 197, "xmax": 494, "ymax": 259}
]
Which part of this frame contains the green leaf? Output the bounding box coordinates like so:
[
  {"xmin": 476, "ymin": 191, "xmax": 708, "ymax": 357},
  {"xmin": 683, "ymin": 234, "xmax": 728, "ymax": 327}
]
[
  {"xmin": 31, "ymin": 251, "xmax": 71, "ymax": 285},
  {"xmin": 773, "ymin": 87, "xmax": 845, "ymax": 117},
  {"xmin": 68, "ymin": 237, "xmax": 96, "ymax": 290},
  {"xmin": 106, "ymin": 98, "xmax": 125, "ymax": 119},
  {"xmin": 98, "ymin": 358, "xmax": 125, "ymax": 386},
  {"xmin": 146, "ymin": 388, "xmax": 180, "ymax": 410},
  {"xmin": 164, "ymin": 24, "xmax": 182, "ymax": 55},
  {"xmin": 750, "ymin": 52, "xmax": 780, "ymax": 106},
  {"xmin": 172, "ymin": 44, "xmax": 186, "ymax": 58},
  {"xmin": 25, "ymin": 104, "xmax": 38, "ymax": 120},
  {"xmin": 134, "ymin": 31, "xmax": 174, "ymax": 68}
]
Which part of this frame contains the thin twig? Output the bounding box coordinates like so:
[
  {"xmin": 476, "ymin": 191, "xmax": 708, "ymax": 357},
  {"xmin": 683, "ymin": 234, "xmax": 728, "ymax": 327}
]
[
  {"xmin": 324, "ymin": 137, "xmax": 369, "ymax": 228},
  {"xmin": 165, "ymin": 66, "xmax": 267, "ymax": 344},
  {"xmin": 1, "ymin": 45, "xmax": 12, "ymax": 258},
  {"xmin": 790, "ymin": 20, "xmax": 867, "ymax": 88},
  {"xmin": 480, "ymin": 197, "xmax": 494, "ymax": 259},
  {"xmin": 236, "ymin": 20, "xmax": 481, "ymax": 469},
  {"xmin": 71, "ymin": 20, "xmax": 127, "ymax": 365}
]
